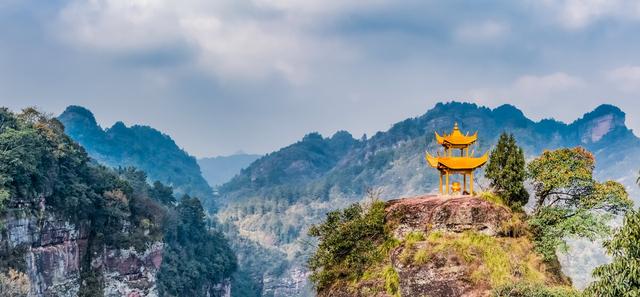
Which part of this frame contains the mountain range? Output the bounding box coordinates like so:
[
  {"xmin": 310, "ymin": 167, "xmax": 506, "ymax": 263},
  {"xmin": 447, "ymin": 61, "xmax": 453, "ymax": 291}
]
[
  {"xmin": 58, "ymin": 106, "xmax": 217, "ymax": 209},
  {"xmin": 58, "ymin": 101, "xmax": 640, "ymax": 296}
]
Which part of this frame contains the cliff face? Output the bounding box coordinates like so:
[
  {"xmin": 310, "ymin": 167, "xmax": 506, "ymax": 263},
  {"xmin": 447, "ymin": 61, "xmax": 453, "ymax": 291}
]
[
  {"xmin": 1, "ymin": 208, "xmax": 163, "ymax": 297},
  {"xmin": 320, "ymin": 195, "xmax": 570, "ymax": 297}
]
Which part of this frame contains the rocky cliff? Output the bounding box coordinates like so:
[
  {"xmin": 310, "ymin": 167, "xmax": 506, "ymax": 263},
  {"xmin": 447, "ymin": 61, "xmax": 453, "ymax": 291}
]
[
  {"xmin": 319, "ymin": 195, "xmax": 572, "ymax": 297},
  {"xmin": 1, "ymin": 207, "xmax": 163, "ymax": 297}
]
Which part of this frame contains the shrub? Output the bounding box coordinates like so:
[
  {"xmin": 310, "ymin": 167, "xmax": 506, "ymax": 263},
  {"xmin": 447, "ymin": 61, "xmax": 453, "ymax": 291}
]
[{"xmin": 307, "ymin": 199, "xmax": 390, "ymax": 290}]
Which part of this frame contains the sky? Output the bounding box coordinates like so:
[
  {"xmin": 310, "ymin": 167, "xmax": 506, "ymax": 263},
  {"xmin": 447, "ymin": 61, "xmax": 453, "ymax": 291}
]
[{"xmin": 2, "ymin": 0, "xmax": 640, "ymax": 157}]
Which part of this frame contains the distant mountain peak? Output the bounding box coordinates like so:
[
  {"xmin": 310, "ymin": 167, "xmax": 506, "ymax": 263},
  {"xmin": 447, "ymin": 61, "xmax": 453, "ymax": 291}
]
[
  {"xmin": 493, "ymin": 104, "xmax": 525, "ymax": 118},
  {"xmin": 572, "ymin": 104, "xmax": 627, "ymax": 143},
  {"xmin": 60, "ymin": 105, "xmax": 99, "ymax": 128}
]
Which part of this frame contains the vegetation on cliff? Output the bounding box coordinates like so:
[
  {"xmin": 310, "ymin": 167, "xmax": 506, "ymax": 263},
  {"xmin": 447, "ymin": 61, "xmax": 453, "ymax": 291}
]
[
  {"xmin": 485, "ymin": 132, "xmax": 528, "ymax": 209},
  {"xmin": 58, "ymin": 105, "xmax": 216, "ymax": 210},
  {"xmin": 0, "ymin": 107, "xmax": 236, "ymax": 296},
  {"xmin": 527, "ymin": 147, "xmax": 632, "ymax": 262},
  {"xmin": 307, "ymin": 197, "xmax": 393, "ymax": 290},
  {"xmin": 307, "ymin": 194, "xmax": 576, "ymax": 297}
]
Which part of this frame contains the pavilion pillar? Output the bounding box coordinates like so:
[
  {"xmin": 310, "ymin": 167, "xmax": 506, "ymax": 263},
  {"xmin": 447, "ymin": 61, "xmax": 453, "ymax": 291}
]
[
  {"xmin": 470, "ymin": 171, "xmax": 474, "ymax": 195},
  {"xmin": 463, "ymin": 173, "xmax": 467, "ymax": 194},
  {"xmin": 445, "ymin": 172, "xmax": 450, "ymax": 195},
  {"xmin": 439, "ymin": 173, "xmax": 443, "ymax": 194}
]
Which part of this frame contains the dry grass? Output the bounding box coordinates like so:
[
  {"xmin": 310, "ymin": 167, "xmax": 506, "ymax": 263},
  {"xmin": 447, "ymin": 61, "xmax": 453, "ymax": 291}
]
[{"xmin": 415, "ymin": 230, "xmax": 548, "ymax": 288}]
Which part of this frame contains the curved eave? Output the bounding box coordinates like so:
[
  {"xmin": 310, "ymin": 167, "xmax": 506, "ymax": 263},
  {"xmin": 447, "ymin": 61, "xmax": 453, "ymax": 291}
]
[
  {"xmin": 435, "ymin": 132, "xmax": 445, "ymax": 145},
  {"xmin": 425, "ymin": 152, "xmax": 439, "ymax": 168},
  {"xmin": 435, "ymin": 152, "xmax": 489, "ymax": 170}
]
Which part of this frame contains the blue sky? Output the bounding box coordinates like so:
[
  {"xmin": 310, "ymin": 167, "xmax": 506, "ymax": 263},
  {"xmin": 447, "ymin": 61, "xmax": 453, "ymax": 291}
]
[{"xmin": 2, "ymin": 0, "xmax": 640, "ymax": 157}]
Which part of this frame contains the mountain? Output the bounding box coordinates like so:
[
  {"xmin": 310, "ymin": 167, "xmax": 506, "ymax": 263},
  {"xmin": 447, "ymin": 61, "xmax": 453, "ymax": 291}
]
[
  {"xmin": 216, "ymin": 101, "xmax": 640, "ymax": 296},
  {"xmin": 58, "ymin": 106, "xmax": 216, "ymax": 209},
  {"xmin": 0, "ymin": 107, "xmax": 236, "ymax": 296},
  {"xmin": 198, "ymin": 153, "xmax": 261, "ymax": 187}
]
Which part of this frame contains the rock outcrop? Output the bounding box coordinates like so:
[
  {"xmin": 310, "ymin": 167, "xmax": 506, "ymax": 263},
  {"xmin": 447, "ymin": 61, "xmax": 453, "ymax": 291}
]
[
  {"xmin": 385, "ymin": 195, "xmax": 512, "ymax": 239},
  {"xmin": 321, "ymin": 194, "xmax": 569, "ymax": 297}
]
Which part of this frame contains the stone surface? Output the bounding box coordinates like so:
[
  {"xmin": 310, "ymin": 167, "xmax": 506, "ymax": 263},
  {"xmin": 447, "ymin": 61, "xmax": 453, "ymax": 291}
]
[
  {"xmin": 262, "ymin": 266, "xmax": 313, "ymax": 297},
  {"xmin": 391, "ymin": 242, "xmax": 489, "ymax": 297},
  {"xmin": 96, "ymin": 242, "xmax": 164, "ymax": 297},
  {"xmin": 1, "ymin": 210, "xmax": 163, "ymax": 297},
  {"xmin": 385, "ymin": 195, "xmax": 511, "ymax": 240}
]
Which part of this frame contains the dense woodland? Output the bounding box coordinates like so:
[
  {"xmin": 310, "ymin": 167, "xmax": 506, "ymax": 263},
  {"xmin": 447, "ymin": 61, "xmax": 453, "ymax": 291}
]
[
  {"xmin": 58, "ymin": 106, "xmax": 217, "ymax": 210},
  {"xmin": 0, "ymin": 108, "xmax": 236, "ymax": 296}
]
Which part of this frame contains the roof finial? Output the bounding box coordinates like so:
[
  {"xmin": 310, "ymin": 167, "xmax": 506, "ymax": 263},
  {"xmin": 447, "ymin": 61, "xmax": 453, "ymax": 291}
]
[{"xmin": 454, "ymin": 122, "xmax": 459, "ymax": 131}]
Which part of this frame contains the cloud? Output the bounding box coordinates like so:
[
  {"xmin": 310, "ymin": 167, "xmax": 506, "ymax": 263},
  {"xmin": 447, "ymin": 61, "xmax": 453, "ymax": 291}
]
[
  {"xmin": 469, "ymin": 72, "xmax": 588, "ymax": 121},
  {"xmin": 55, "ymin": 0, "xmax": 377, "ymax": 83},
  {"xmin": 454, "ymin": 20, "xmax": 509, "ymax": 43},
  {"xmin": 606, "ymin": 66, "xmax": 640, "ymax": 92},
  {"xmin": 536, "ymin": 0, "xmax": 640, "ymax": 29}
]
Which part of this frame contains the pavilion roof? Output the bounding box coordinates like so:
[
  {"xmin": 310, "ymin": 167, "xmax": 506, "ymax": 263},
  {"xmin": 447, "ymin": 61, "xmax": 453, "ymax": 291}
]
[
  {"xmin": 425, "ymin": 152, "xmax": 488, "ymax": 170},
  {"xmin": 435, "ymin": 122, "xmax": 477, "ymax": 146}
]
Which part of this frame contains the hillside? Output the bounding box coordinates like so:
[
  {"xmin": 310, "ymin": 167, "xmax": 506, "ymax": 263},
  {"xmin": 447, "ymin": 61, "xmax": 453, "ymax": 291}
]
[
  {"xmin": 198, "ymin": 153, "xmax": 261, "ymax": 187},
  {"xmin": 313, "ymin": 195, "xmax": 577, "ymax": 297},
  {"xmin": 217, "ymin": 102, "xmax": 640, "ymax": 296},
  {"xmin": 58, "ymin": 106, "xmax": 216, "ymax": 209},
  {"xmin": 0, "ymin": 108, "xmax": 236, "ymax": 296}
]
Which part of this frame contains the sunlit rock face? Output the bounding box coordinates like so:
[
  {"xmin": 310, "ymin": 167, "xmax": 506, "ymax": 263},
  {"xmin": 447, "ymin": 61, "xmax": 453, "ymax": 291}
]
[
  {"xmin": 96, "ymin": 242, "xmax": 164, "ymax": 297},
  {"xmin": 1, "ymin": 210, "xmax": 163, "ymax": 297},
  {"xmin": 385, "ymin": 195, "xmax": 511, "ymax": 240},
  {"xmin": 386, "ymin": 195, "xmax": 511, "ymax": 297}
]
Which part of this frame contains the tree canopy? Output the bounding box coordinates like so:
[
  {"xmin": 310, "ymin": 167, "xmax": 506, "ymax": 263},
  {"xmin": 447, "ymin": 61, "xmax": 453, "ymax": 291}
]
[
  {"xmin": 485, "ymin": 132, "xmax": 528, "ymax": 209},
  {"xmin": 526, "ymin": 147, "xmax": 633, "ymax": 261},
  {"xmin": 0, "ymin": 107, "xmax": 236, "ymax": 296}
]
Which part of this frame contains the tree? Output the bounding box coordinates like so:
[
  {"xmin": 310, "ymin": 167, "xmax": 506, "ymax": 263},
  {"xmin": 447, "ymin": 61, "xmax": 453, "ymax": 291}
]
[
  {"xmin": 526, "ymin": 147, "xmax": 633, "ymax": 261},
  {"xmin": 585, "ymin": 209, "xmax": 640, "ymax": 296},
  {"xmin": 485, "ymin": 132, "xmax": 528, "ymax": 209},
  {"xmin": 307, "ymin": 198, "xmax": 390, "ymax": 290}
]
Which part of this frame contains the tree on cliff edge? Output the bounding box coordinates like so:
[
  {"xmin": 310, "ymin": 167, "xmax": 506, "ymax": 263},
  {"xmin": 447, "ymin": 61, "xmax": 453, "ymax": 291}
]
[
  {"xmin": 485, "ymin": 132, "xmax": 528, "ymax": 209},
  {"xmin": 527, "ymin": 147, "xmax": 633, "ymax": 261}
]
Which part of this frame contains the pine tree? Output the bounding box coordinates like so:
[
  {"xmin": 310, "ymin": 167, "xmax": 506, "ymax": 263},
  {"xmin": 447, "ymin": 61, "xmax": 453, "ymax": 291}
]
[
  {"xmin": 585, "ymin": 209, "xmax": 640, "ymax": 296},
  {"xmin": 485, "ymin": 132, "xmax": 528, "ymax": 209}
]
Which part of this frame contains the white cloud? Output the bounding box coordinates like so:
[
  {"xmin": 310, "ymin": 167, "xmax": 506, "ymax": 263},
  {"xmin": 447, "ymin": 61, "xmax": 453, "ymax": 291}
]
[
  {"xmin": 537, "ymin": 0, "xmax": 640, "ymax": 29},
  {"xmin": 606, "ymin": 66, "xmax": 640, "ymax": 92},
  {"xmin": 55, "ymin": 0, "xmax": 378, "ymax": 83},
  {"xmin": 454, "ymin": 20, "xmax": 509, "ymax": 43}
]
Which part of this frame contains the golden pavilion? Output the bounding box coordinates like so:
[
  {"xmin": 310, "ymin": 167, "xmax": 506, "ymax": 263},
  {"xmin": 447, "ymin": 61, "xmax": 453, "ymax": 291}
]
[{"xmin": 425, "ymin": 123, "xmax": 488, "ymax": 195}]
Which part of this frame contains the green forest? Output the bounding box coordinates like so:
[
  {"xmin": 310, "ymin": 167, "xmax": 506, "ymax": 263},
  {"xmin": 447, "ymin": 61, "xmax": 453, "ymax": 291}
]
[{"xmin": 0, "ymin": 108, "xmax": 236, "ymax": 296}]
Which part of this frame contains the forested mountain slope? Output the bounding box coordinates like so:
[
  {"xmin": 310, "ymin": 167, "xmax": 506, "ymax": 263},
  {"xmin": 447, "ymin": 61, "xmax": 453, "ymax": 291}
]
[
  {"xmin": 58, "ymin": 106, "xmax": 216, "ymax": 209},
  {"xmin": 217, "ymin": 102, "xmax": 640, "ymax": 296},
  {"xmin": 0, "ymin": 108, "xmax": 236, "ymax": 296}
]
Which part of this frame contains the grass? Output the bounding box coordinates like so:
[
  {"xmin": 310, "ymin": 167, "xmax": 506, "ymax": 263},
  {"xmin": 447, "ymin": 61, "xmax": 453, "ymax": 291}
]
[
  {"xmin": 413, "ymin": 249, "xmax": 430, "ymax": 265},
  {"xmin": 383, "ymin": 265, "xmax": 400, "ymax": 297},
  {"xmin": 492, "ymin": 282, "xmax": 582, "ymax": 297},
  {"xmin": 478, "ymin": 191, "xmax": 508, "ymax": 208},
  {"xmin": 415, "ymin": 230, "xmax": 547, "ymax": 288}
]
